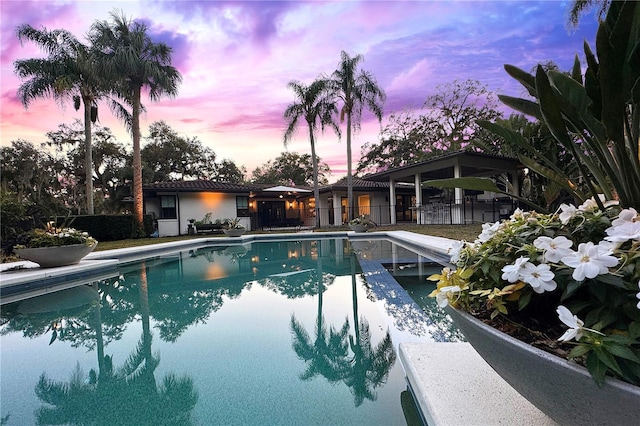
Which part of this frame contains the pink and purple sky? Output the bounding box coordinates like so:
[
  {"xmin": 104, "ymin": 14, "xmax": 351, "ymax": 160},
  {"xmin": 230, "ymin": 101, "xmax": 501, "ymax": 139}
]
[{"xmin": 1, "ymin": 1, "xmax": 599, "ymax": 182}]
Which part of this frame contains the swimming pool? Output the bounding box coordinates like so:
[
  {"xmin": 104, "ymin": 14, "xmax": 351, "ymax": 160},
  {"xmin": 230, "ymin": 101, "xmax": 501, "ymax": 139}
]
[{"xmin": 1, "ymin": 237, "xmax": 458, "ymax": 425}]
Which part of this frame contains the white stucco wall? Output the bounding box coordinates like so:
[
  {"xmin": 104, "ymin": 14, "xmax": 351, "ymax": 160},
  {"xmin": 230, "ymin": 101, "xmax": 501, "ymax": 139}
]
[
  {"xmin": 146, "ymin": 191, "xmax": 252, "ymax": 237},
  {"xmin": 178, "ymin": 192, "xmax": 251, "ymax": 233}
]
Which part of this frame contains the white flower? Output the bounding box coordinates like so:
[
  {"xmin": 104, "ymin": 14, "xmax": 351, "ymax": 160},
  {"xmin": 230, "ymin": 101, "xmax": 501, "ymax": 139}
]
[
  {"xmin": 436, "ymin": 285, "xmax": 461, "ymax": 308},
  {"xmin": 533, "ymin": 236, "xmax": 574, "ymax": 263},
  {"xmin": 561, "ymin": 242, "xmax": 619, "ymax": 281},
  {"xmin": 520, "ymin": 263, "xmax": 557, "ymax": 294},
  {"xmin": 578, "ymin": 194, "xmax": 618, "ymax": 212},
  {"xmin": 501, "ymin": 257, "xmax": 531, "ymax": 283},
  {"xmin": 605, "ymin": 221, "xmax": 640, "ymax": 243},
  {"xmin": 596, "ymin": 240, "xmax": 615, "ymax": 255},
  {"xmin": 558, "ymin": 203, "xmax": 578, "ymax": 224},
  {"xmin": 637, "ymin": 281, "xmax": 640, "ymax": 310},
  {"xmin": 605, "ymin": 209, "xmax": 640, "ymax": 243},
  {"xmin": 477, "ymin": 221, "xmax": 501, "ymax": 243},
  {"xmin": 510, "ymin": 208, "xmax": 526, "ymax": 221},
  {"xmin": 611, "ymin": 208, "xmax": 639, "ymax": 227},
  {"xmin": 448, "ymin": 240, "xmax": 465, "ymax": 263},
  {"xmin": 557, "ymin": 305, "xmax": 585, "ymax": 342}
]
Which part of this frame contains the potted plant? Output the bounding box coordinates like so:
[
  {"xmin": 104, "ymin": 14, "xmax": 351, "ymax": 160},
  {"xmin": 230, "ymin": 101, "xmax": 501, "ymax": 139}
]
[
  {"xmin": 348, "ymin": 215, "xmax": 375, "ymax": 233},
  {"xmin": 222, "ymin": 218, "xmax": 246, "ymax": 237},
  {"xmin": 429, "ymin": 201, "xmax": 640, "ymax": 423},
  {"xmin": 13, "ymin": 222, "xmax": 98, "ymax": 268}
]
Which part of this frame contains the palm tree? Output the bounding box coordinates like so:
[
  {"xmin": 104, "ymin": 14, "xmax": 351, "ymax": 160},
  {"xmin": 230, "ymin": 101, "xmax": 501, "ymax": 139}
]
[
  {"xmin": 568, "ymin": 0, "xmax": 610, "ymax": 28},
  {"xmin": 329, "ymin": 51, "xmax": 386, "ymax": 221},
  {"xmin": 89, "ymin": 11, "xmax": 182, "ymax": 236},
  {"xmin": 284, "ymin": 79, "xmax": 340, "ymax": 228},
  {"xmin": 14, "ymin": 25, "xmax": 104, "ymax": 214}
]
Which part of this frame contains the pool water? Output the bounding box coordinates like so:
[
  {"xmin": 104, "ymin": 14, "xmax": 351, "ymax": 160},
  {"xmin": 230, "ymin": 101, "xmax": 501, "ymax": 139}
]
[{"xmin": 1, "ymin": 238, "xmax": 457, "ymax": 425}]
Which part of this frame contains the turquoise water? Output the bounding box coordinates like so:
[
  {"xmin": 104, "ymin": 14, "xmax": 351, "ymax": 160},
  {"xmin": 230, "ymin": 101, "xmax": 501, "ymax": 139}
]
[{"xmin": 1, "ymin": 238, "xmax": 455, "ymax": 425}]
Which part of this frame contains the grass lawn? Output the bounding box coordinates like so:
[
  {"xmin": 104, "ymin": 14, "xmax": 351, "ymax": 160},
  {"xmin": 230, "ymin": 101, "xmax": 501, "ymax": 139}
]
[{"xmin": 93, "ymin": 223, "xmax": 482, "ymax": 252}]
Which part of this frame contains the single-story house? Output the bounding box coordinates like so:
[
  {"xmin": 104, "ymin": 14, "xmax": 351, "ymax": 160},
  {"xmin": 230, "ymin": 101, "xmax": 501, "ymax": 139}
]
[
  {"xmin": 144, "ymin": 151, "xmax": 522, "ymax": 237},
  {"xmin": 143, "ymin": 179, "xmax": 415, "ymax": 236}
]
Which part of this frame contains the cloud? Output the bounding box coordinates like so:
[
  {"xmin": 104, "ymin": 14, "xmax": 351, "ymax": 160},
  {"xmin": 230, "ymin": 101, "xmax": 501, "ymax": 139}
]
[
  {"xmin": 0, "ymin": 1, "xmax": 77, "ymax": 62},
  {"xmin": 158, "ymin": 0, "xmax": 299, "ymax": 46},
  {"xmin": 143, "ymin": 24, "xmax": 192, "ymax": 73}
]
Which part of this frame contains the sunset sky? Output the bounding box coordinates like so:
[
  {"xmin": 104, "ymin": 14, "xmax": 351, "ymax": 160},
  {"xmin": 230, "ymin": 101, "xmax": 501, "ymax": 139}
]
[{"xmin": 0, "ymin": 1, "xmax": 600, "ymax": 182}]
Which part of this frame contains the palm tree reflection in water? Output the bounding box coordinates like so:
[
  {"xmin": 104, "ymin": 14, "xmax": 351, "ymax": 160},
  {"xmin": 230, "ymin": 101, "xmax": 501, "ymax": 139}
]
[
  {"xmin": 291, "ymin": 255, "xmax": 396, "ymax": 407},
  {"xmin": 33, "ymin": 262, "xmax": 199, "ymax": 426}
]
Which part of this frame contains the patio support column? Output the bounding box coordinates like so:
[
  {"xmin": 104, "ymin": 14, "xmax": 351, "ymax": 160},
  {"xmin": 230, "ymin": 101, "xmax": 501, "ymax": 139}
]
[
  {"xmin": 510, "ymin": 171, "xmax": 520, "ymax": 196},
  {"xmin": 453, "ymin": 164, "xmax": 463, "ymax": 203},
  {"xmin": 414, "ymin": 173, "xmax": 422, "ymax": 225},
  {"xmin": 333, "ymin": 193, "xmax": 342, "ymax": 225},
  {"xmin": 510, "ymin": 170, "xmax": 520, "ymax": 211},
  {"xmin": 389, "ymin": 178, "xmax": 396, "ymax": 225},
  {"xmin": 453, "ymin": 164, "xmax": 463, "ymax": 225}
]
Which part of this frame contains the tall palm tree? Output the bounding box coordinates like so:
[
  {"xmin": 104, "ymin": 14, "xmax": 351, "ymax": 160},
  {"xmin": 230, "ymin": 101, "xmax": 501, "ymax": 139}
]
[
  {"xmin": 89, "ymin": 11, "xmax": 182, "ymax": 236},
  {"xmin": 329, "ymin": 51, "xmax": 385, "ymax": 221},
  {"xmin": 14, "ymin": 25, "xmax": 103, "ymax": 214},
  {"xmin": 284, "ymin": 79, "xmax": 340, "ymax": 228}
]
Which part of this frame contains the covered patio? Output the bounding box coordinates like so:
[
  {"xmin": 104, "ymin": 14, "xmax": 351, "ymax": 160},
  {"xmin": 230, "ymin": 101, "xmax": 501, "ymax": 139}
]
[{"xmin": 364, "ymin": 151, "xmax": 522, "ymax": 225}]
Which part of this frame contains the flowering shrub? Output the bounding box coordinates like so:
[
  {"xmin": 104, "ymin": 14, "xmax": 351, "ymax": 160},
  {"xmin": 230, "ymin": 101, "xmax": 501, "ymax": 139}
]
[
  {"xmin": 429, "ymin": 197, "xmax": 640, "ymax": 386},
  {"xmin": 15, "ymin": 223, "xmax": 97, "ymax": 249}
]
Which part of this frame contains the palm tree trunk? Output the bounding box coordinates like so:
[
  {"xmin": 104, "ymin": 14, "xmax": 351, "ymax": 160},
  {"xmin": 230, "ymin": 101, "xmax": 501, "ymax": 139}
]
[
  {"xmin": 350, "ymin": 252, "xmax": 360, "ymax": 343},
  {"xmin": 132, "ymin": 87, "xmax": 144, "ymax": 235},
  {"xmin": 83, "ymin": 99, "xmax": 94, "ymax": 215},
  {"xmin": 309, "ymin": 125, "xmax": 321, "ymax": 228},
  {"xmin": 316, "ymin": 255, "xmax": 324, "ymax": 345},
  {"xmin": 346, "ymin": 113, "xmax": 354, "ymax": 222},
  {"xmin": 91, "ymin": 282, "xmax": 106, "ymax": 379}
]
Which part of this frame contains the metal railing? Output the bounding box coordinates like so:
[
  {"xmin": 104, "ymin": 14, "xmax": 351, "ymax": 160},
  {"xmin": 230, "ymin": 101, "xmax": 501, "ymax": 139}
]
[{"xmin": 248, "ymin": 199, "xmax": 520, "ymax": 229}]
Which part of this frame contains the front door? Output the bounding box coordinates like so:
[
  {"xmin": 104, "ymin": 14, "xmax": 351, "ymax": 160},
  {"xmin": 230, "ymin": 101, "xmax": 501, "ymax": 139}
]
[
  {"xmin": 258, "ymin": 201, "xmax": 286, "ymax": 228},
  {"xmin": 396, "ymin": 195, "xmax": 416, "ymax": 222}
]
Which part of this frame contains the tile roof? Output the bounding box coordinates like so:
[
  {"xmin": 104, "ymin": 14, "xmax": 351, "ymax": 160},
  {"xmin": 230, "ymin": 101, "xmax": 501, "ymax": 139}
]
[
  {"xmin": 144, "ymin": 180, "xmax": 256, "ymax": 193},
  {"xmin": 320, "ymin": 177, "xmax": 391, "ymax": 191},
  {"xmin": 144, "ymin": 180, "xmax": 315, "ymax": 194}
]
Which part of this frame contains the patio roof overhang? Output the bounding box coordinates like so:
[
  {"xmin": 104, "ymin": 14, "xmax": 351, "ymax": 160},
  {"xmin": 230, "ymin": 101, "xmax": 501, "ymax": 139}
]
[
  {"xmin": 364, "ymin": 151, "xmax": 522, "ymax": 184},
  {"xmin": 261, "ymin": 185, "xmax": 312, "ymax": 193}
]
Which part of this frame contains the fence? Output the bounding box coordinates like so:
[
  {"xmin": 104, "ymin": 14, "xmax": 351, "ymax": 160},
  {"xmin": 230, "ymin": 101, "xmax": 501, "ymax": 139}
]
[
  {"xmin": 248, "ymin": 198, "xmax": 519, "ymax": 229},
  {"xmin": 311, "ymin": 198, "xmax": 519, "ymax": 227}
]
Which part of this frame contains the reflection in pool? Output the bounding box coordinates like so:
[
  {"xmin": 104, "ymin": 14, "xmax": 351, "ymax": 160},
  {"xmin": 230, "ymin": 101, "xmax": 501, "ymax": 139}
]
[{"xmin": 1, "ymin": 238, "xmax": 457, "ymax": 425}]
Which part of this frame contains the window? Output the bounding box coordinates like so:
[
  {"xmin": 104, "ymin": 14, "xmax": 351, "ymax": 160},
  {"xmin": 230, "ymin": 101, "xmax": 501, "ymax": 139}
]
[
  {"xmin": 237, "ymin": 196, "xmax": 250, "ymax": 217},
  {"xmin": 160, "ymin": 196, "xmax": 177, "ymax": 219}
]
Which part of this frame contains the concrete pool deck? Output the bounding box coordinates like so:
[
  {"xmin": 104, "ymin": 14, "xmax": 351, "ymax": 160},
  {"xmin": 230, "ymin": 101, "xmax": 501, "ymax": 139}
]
[{"xmin": 1, "ymin": 231, "xmax": 555, "ymax": 425}]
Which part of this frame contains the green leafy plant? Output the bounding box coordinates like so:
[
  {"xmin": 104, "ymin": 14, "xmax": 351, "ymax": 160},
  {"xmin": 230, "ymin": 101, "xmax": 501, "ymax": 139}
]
[
  {"xmin": 430, "ymin": 200, "xmax": 640, "ymax": 386},
  {"xmin": 223, "ymin": 218, "xmax": 245, "ymax": 230},
  {"xmin": 348, "ymin": 215, "xmax": 376, "ymax": 228}
]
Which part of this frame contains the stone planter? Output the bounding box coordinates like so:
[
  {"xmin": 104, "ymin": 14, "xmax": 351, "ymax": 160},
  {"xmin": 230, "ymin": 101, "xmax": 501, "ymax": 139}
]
[
  {"xmin": 446, "ymin": 306, "xmax": 640, "ymax": 425},
  {"xmin": 14, "ymin": 242, "xmax": 97, "ymax": 268},
  {"xmin": 223, "ymin": 228, "xmax": 246, "ymax": 237},
  {"xmin": 349, "ymin": 224, "xmax": 368, "ymax": 233}
]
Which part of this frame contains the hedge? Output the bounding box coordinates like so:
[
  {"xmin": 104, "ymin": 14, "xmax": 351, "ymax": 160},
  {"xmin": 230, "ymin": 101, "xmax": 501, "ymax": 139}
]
[{"xmin": 55, "ymin": 214, "xmax": 155, "ymax": 241}]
